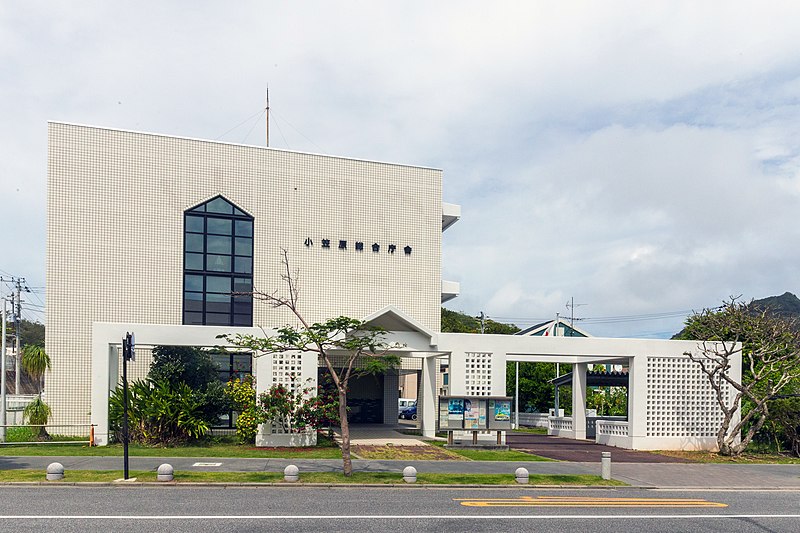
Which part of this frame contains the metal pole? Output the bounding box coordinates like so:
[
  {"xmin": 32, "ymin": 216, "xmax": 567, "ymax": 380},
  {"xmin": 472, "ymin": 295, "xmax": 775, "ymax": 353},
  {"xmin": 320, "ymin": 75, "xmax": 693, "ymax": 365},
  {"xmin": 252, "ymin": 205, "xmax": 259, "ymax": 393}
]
[
  {"xmin": 14, "ymin": 284, "xmax": 21, "ymax": 394},
  {"xmin": 122, "ymin": 334, "xmax": 129, "ymax": 480},
  {"xmin": 1, "ymin": 299, "xmax": 7, "ymax": 442},
  {"xmin": 514, "ymin": 361, "xmax": 519, "ymax": 429}
]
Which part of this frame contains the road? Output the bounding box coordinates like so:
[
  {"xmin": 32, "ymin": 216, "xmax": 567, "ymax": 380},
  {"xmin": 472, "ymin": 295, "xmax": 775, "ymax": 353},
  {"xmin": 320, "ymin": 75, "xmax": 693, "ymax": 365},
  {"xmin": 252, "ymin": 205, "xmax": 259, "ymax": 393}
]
[{"xmin": 0, "ymin": 486, "xmax": 797, "ymax": 532}]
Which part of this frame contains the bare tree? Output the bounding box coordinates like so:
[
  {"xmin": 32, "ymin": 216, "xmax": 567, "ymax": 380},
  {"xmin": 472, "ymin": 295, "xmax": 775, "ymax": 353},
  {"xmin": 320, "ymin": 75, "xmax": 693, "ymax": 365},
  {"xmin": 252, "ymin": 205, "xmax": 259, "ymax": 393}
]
[
  {"xmin": 682, "ymin": 299, "xmax": 800, "ymax": 455},
  {"xmin": 221, "ymin": 249, "xmax": 399, "ymax": 476}
]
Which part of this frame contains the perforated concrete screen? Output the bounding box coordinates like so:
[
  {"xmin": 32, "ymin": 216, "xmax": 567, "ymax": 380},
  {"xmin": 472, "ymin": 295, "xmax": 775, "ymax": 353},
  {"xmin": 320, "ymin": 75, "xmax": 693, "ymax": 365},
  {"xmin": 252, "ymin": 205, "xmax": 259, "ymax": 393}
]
[
  {"xmin": 464, "ymin": 352, "xmax": 493, "ymax": 396},
  {"xmin": 270, "ymin": 352, "xmax": 306, "ymax": 434},
  {"xmin": 645, "ymin": 356, "xmax": 729, "ymax": 438}
]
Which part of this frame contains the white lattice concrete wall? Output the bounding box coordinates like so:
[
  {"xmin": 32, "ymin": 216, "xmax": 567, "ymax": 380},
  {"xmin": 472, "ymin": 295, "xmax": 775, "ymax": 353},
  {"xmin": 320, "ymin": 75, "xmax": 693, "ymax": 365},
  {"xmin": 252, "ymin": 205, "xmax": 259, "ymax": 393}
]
[{"xmin": 255, "ymin": 350, "xmax": 318, "ymax": 446}]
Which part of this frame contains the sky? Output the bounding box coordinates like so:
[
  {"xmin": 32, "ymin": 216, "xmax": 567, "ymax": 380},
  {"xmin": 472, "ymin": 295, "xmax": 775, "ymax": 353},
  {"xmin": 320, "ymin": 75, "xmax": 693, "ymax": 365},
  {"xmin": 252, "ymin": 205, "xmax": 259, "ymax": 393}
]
[{"xmin": 1, "ymin": 1, "xmax": 799, "ymax": 337}]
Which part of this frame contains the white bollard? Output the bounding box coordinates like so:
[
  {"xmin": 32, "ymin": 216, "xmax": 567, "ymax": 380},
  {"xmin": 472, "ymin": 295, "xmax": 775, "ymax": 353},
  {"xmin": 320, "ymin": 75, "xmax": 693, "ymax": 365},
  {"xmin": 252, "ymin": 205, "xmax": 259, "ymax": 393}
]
[
  {"xmin": 402, "ymin": 466, "xmax": 417, "ymax": 483},
  {"xmin": 601, "ymin": 452, "xmax": 612, "ymax": 480},
  {"xmin": 157, "ymin": 463, "xmax": 174, "ymax": 482},
  {"xmin": 514, "ymin": 467, "xmax": 529, "ymax": 484},
  {"xmin": 46, "ymin": 462, "xmax": 64, "ymax": 481},
  {"xmin": 284, "ymin": 464, "xmax": 300, "ymax": 482}
]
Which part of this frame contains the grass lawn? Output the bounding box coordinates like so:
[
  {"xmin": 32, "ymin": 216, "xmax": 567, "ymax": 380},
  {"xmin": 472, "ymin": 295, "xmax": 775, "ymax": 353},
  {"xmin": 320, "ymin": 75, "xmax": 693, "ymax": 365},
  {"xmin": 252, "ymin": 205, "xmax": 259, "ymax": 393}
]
[
  {"xmin": 512, "ymin": 427, "xmax": 549, "ymax": 435},
  {"xmin": 0, "ymin": 469, "xmax": 623, "ymax": 486},
  {"xmin": 429, "ymin": 441, "xmax": 553, "ymax": 462},
  {"xmin": 653, "ymin": 449, "xmax": 800, "ymax": 464},
  {"xmin": 0, "ymin": 435, "xmax": 342, "ymax": 459}
]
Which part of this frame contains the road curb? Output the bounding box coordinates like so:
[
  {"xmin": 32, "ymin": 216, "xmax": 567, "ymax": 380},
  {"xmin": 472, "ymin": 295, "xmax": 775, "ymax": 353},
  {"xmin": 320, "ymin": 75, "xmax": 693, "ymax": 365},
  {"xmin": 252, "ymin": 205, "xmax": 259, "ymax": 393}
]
[{"xmin": 0, "ymin": 481, "xmax": 636, "ymax": 489}]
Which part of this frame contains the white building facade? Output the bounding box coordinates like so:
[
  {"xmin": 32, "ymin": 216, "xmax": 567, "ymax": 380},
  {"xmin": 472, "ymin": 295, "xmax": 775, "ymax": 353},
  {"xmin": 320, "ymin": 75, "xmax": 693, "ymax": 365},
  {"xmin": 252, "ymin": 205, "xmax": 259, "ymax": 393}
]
[{"xmin": 47, "ymin": 122, "xmax": 738, "ymax": 450}]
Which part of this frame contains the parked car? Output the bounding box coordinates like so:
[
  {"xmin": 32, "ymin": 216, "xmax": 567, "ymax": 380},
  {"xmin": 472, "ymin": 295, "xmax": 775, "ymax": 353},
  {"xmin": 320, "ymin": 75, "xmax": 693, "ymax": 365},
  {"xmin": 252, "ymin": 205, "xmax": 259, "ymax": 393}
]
[{"xmin": 399, "ymin": 405, "xmax": 417, "ymax": 420}]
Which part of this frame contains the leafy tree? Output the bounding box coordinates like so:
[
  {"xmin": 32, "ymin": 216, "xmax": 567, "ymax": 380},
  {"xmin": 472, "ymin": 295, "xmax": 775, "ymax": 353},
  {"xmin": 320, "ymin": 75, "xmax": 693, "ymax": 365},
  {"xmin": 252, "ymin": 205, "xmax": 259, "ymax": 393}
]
[
  {"xmin": 148, "ymin": 345, "xmax": 230, "ymax": 424},
  {"xmin": 506, "ymin": 362, "xmax": 560, "ymax": 413},
  {"xmin": 221, "ymin": 250, "xmax": 398, "ymax": 476},
  {"xmin": 441, "ymin": 308, "xmax": 520, "ymax": 334},
  {"xmin": 678, "ymin": 298, "xmax": 800, "ymax": 455}
]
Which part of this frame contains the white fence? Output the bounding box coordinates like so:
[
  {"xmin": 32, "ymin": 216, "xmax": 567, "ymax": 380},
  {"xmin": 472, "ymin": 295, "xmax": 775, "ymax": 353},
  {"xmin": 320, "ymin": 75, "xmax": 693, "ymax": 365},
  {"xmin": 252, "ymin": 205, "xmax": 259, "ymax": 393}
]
[{"xmin": 517, "ymin": 412, "xmax": 550, "ymax": 428}]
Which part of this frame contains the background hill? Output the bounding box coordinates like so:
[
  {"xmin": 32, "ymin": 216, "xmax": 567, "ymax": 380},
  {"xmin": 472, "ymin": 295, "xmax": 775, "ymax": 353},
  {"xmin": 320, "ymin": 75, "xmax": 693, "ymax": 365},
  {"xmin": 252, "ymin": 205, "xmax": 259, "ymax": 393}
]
[{"xmin": 673, "ymin": 292, "xmax": 800, "ymax": 338}]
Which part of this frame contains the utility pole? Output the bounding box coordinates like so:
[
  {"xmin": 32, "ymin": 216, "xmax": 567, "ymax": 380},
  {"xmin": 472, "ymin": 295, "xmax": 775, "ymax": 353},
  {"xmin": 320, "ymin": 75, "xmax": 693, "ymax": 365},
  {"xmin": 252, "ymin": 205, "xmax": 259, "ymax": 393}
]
[
  {"xmin": 479, "ymin": 311, "xmax": 485, "ymax": 334},
  {"xmin": 1, "ymin": 297, "xmax": 7, "ymax": 442},
  {"xmin": 565, "ymin": 297, "xmax": 586, "ymax": 332},
  {"xmin": 14, "ymin": 279, "xmax": 22, "ymax": 395}
]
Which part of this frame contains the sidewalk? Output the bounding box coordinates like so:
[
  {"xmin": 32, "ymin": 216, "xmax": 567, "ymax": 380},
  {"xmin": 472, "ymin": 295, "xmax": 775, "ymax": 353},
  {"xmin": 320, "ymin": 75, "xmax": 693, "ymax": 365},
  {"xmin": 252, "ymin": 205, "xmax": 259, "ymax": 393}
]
[{"xmin": 1, "ymin": 455, "xmax": 798, "ymax": 488}]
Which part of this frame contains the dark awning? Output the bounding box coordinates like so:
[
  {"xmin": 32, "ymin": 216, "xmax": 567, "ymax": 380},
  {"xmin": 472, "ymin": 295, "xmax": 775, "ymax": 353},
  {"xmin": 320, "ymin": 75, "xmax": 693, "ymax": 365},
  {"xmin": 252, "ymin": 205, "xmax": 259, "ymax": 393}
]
[{"xmin": 551, "ymin": 370, "xmax": 629, "ymax": 388}]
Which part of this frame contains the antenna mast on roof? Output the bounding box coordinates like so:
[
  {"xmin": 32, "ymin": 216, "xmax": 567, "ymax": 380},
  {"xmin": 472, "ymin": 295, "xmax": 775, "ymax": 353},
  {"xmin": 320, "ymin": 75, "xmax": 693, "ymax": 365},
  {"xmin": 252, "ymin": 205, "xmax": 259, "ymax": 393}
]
[{"xmin": 265, "ymin": 87, "xmax": 270, "ymax": 147}]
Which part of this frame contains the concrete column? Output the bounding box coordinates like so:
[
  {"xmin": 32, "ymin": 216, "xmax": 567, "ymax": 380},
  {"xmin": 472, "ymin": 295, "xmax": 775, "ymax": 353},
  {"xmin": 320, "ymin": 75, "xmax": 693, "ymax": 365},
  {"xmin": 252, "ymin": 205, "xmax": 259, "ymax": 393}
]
[
  {"xmin": 90, "ymin": 341, "xmax": 116, "ymax": 447},
  {"xmin": 420, "ymin": 355, "xmax": 437, "ymax": 438},
  {"xmin": 572, "ymin": 363, "xmax": 588, "ymax": 439},
  {"xmin": 628, "ymin": 355, "xmax": 647, "ymax": 442}
]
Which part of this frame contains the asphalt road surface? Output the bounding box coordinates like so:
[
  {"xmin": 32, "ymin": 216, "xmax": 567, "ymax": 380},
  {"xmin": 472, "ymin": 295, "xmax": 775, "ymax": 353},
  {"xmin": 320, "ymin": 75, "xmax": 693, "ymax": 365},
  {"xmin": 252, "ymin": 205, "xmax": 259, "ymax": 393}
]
[{"xmin": 0, "ymin": 486, "xmax": 797, "ymax": 532}]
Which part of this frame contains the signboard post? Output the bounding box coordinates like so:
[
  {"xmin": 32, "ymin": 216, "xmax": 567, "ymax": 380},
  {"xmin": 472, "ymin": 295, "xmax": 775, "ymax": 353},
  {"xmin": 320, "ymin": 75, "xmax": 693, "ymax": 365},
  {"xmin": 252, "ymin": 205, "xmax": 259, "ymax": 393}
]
[{"xmin": 121, "ymin": 332, "xmax": 134, "ymax": 480}]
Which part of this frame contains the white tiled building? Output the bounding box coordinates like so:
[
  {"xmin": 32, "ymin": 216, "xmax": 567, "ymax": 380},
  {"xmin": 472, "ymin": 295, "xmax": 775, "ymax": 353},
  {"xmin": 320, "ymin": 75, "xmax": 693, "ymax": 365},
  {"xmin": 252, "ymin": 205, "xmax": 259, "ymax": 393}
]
[{"xmin": 46, "ymin": 122, "xmax": 740, "ymax": 450}]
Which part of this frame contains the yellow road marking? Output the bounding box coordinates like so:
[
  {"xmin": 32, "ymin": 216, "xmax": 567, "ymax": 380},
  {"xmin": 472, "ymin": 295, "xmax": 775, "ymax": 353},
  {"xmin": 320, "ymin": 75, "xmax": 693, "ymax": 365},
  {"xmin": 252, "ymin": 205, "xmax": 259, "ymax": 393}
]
[{"xmin": 454, "ymin": 496, "xmax": 728, "ymax": 508}]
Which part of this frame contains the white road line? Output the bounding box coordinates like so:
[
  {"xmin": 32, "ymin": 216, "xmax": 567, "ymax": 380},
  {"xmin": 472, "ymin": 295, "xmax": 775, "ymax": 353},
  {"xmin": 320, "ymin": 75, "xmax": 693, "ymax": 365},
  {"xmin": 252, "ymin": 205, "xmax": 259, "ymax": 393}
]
[
  {"xmin": 0, "ymin": 515, "xmax": 797, "ymax": 520},
  {"xmin": 191, "ymin": 462, "xmax": 223, "ymax": 467}
]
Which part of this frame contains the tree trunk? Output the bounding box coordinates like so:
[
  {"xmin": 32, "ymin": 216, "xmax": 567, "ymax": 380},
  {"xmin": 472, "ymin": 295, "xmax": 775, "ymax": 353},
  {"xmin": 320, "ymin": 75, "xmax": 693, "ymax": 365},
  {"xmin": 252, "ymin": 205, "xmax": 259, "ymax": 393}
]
[{"xmin": 338, "ymin": 388, "xmax": 352, "ymax": 476}]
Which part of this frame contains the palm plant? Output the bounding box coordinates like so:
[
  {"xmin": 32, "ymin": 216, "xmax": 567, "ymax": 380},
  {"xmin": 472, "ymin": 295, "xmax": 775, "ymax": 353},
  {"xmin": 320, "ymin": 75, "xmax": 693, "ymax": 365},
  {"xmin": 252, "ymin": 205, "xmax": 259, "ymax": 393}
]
[
  {"xmin": 21, "ymin": 344, "xmax": 50, "ymax": 395},
  {"xmin": 21, "ymin": 344, "xmax": 52, "ymax": 440}
]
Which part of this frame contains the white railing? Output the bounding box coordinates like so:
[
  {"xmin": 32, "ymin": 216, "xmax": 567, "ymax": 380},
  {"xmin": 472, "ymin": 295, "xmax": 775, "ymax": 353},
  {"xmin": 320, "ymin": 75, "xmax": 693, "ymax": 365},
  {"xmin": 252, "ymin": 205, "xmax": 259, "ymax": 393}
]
[
  {"xmin": 596, "ymin": 420, "xmax": 629, "ymax": 437},
  {"xmin": 549, "ymin": 416, "xmax": 573, "ymax": 432},
  {"xmin": 517, "ymin": 412, "xmax": 550, "ymax": 428}
]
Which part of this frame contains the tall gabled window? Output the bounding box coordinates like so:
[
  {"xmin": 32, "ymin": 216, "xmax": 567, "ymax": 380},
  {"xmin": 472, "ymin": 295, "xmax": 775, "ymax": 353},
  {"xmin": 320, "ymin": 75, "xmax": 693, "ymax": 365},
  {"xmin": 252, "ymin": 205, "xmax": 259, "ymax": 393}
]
[{"xmin": 183, "ymin": 196, "xmax": 253, "ymax": 326}]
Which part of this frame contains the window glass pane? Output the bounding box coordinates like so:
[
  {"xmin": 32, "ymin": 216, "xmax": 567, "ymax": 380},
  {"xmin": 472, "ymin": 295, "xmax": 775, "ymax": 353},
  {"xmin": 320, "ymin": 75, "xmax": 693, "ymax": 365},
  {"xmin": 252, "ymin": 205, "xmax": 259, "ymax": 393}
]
[
  {"xmin": 206, "ymin": 301, "xmax": 231, "ymax": 314},
  {"xmin": 206, "ymin": 276, "xmax": 231, "ymax": 293},
  {"xmin": 184, "ymin": 312, "xmax": 204, "ymax": 325},
  {"xmin": 184, "ymin": 275, "xmax": 203, "ymax": 292},
  {"xmin": 206, "ymin": 197, "xmax": 234, "ymax": 214},
  {"xmin": 207, "ymin": 235, "xmax": 232, "ymax": 254},
  {"xmin": 206, "ymin": 313, "xmax": 232, "ymax": 326},
  {"xmin": 233, "ymin": 278, "xmax": 252, "ymax": 292},
  {"xmin": 207, "ymin": 255, "xmax": 232, "ymax": 272},
  {"xmin": 183, "ymin": 297, "xmax": 203, "ymax": 312},
  {"xmin": 234, "ymin": 256, "xmax": 252, "ymax": 274},
  {"xmin": 233, "ymin": 314, "xmax": 252, "ymax": 326},
  {"xmin": 207, "ymin": 218, "xmax": 232, "ymax": 235},
  {"xmin": 233, "ymin": 354, "xmax": 252, "ymax": 372},
  {"xmin": 235, "ymin": 220, "xmax": 253, "ymax": 237},
  {"xmin": 233, "ymin": 207, "xmax": 247, "ymax": 216},
  {"xmin": 185, "ymin": 253, "xmax": 204, "ymax": 270},
  {"xmin": 233, "ymin": 300, "xmax": 252, "ymax": 314},
  {"xmin": 185, "ymin": 233, "xmax": 204, "ymax": 253},
  {"xmin": 211, "ymin": 352, "xmax": 230, "ymax": 370},
  {"xmin": 185, "ymin": 215, "xmax": 204, "ymax": 232},
  {"xmin": 206, "ymin": 292, "xmax": 231, "ymax": 303},
  {"xmin": 235, "ymin": 237, "xmax": 252, "ymax": 256}
]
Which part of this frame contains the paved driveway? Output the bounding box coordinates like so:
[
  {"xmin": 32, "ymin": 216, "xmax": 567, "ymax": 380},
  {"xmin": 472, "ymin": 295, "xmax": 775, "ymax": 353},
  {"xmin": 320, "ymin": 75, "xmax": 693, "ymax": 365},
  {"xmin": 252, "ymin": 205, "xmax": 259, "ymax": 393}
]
[{"xmin": 507, "ymin": 432, "xmax": 692, "ymax": 462}]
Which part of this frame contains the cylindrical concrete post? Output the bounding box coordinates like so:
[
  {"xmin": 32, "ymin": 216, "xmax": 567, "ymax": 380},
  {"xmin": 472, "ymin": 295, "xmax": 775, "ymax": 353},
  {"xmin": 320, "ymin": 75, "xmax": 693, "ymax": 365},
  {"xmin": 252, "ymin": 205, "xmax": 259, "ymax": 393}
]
[
  {"xmin": 601, "ymin": 451, "xmax": 611, "ymax": 480},
  {"xmin": 514, "ymin": 467, "xmax": 529, "ymax": 484},
  {"xmin": 402, "ymin": 466, "xmax": 417, "ymax": 483},
  {"xmin": 46, "ymin": 462, "xmax": 64, "ymax": 481},
  {"xmin": 284, "ymin": 464, "xmax": 299, "ymax": 482},
  {"xmin": 157, "ymin": 463, "xmax": 174, "ymax": 482}
]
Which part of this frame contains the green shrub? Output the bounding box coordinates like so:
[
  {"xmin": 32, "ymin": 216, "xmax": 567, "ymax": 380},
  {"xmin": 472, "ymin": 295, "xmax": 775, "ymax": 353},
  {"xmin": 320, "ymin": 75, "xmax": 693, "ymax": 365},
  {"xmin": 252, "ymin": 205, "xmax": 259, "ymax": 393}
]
[
  {"xmin": 109, "ymin": 379, "xmax": 211, "ymax": 446},
  {"xmin": 23, "ymin": 397, "xmax": 52, "ymax": 440}
]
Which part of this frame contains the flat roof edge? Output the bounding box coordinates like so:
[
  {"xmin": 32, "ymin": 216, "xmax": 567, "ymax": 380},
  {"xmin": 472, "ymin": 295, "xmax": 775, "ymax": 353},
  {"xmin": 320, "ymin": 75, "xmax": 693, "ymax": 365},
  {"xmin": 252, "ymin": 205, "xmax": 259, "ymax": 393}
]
[{"xmin": 47, "ymin": 121, "xmax": 443, "ymax": 172}]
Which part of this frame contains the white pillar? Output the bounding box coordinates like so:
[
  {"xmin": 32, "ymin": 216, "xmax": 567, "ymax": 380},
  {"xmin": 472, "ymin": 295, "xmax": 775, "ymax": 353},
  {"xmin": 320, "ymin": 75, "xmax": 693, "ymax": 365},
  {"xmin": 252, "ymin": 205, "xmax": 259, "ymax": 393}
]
[
  {"xmin": 90, "ymin": 342, "xmax": 117, "ymax": 447},
  {"xmin": 420, "ymin": 355, "xmax": 437, "ymax": 438},
  {"xmin": 628, "ymin": 355, "xmax": 647, "ymax": 445},
  {"xmin": 572, "ymin": 363, "xmax": 588, "ymax": 439}
]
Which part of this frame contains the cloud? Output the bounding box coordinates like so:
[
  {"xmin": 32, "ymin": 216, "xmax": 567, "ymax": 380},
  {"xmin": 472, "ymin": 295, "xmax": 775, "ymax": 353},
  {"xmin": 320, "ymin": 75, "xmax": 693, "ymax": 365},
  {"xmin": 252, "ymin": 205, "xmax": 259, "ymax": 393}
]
[{"xmin": 2, "ymin": 1, "xmax": 800, "ymax": 336}]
